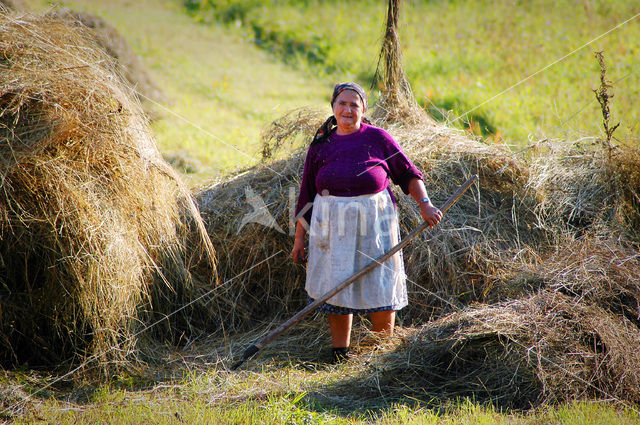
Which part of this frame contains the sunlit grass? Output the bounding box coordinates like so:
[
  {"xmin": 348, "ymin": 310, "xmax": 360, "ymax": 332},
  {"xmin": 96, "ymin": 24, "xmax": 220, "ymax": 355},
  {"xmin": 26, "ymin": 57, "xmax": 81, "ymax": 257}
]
[
  {"xmin": 190, "ymin": 0, "xmax": 639, "ymax": 144},
  {"xmin": 400, "ymin": 0, "xmax": 640, "ymax": 144},
  {"xmin": 10, "ymin": 366, "xmax": 640, "ymax": 425}
]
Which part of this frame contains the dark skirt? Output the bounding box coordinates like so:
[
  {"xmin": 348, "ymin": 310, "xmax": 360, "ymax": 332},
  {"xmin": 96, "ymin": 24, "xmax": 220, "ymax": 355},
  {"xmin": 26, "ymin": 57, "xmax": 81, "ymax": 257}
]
[{"xmin": 308, "ymin": 296, "xmax": 395, "ymax": 315}]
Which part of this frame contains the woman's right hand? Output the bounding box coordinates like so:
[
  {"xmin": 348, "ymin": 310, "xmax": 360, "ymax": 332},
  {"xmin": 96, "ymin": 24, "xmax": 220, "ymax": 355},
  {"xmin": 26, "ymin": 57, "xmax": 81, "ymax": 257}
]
[
  {"xmin": 291, "ymin": 238, "xmax": 307, "ymax": 264},
  {"xmin": 420, "ymin": 201, "xmax": 443, "ymax": 228}
]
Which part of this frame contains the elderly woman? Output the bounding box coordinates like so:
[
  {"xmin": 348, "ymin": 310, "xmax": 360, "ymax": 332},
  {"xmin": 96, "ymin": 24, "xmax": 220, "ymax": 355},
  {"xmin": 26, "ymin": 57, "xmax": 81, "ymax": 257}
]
[{"xmin": 291, "ymin": 82, "xmax": 442, "ymax": 362}]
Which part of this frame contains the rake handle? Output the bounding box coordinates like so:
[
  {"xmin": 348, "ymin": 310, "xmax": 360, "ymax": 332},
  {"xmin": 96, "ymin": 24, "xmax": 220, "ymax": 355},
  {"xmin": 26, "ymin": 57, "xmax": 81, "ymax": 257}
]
[{"xmin": 230, "ymin": 174, "xmax": 479, "ymax": 370}]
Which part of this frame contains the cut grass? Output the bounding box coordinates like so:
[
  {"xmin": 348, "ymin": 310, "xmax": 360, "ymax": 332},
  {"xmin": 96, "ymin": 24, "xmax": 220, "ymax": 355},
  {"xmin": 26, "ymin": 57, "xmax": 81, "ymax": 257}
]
[
  {"xmin": 4, "ymin": 322, "xmax": 640, "ymax": 424},
  {"xmin": 7, "ymin": 354, "xmax": 640, "ymax": 425}
]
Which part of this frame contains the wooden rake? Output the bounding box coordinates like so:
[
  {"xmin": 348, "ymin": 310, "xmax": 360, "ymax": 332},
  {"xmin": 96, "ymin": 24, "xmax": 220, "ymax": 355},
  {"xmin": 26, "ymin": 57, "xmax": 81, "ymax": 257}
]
[{"xmin": 230, "ymin": 174, "xmax": 479, "ymax": 370}]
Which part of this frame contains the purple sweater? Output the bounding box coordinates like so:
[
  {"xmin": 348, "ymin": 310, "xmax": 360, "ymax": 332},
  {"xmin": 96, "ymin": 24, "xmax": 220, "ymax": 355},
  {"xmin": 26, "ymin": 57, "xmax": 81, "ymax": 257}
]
[{"xmin": 295, "ymin": 123, "xmax": 423, "ymax": 224}]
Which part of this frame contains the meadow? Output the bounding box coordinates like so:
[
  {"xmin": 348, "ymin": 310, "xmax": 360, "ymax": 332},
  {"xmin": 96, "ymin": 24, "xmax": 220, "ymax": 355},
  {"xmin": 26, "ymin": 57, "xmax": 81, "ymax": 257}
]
[
  {"xmin": 2, "ymin": 0, "xmax": 639, "ymax": 424},
  {"xmin": 189, "ymin": 0, "xmax": 639, "ymax": 144}
]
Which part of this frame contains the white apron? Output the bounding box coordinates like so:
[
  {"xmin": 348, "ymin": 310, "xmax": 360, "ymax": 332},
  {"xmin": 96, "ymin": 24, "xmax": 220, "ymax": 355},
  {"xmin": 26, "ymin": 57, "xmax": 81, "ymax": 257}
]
[{"xmin": 305, "ymin": 190, "xmax": 408, "ymax": 310}]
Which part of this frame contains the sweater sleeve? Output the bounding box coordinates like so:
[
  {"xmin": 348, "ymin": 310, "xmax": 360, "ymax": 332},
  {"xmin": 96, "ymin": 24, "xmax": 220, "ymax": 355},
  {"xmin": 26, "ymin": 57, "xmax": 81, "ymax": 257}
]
[
  {"xmin": 381, "ymin": 130, "xmax": 423, "ymax": 194},
  {"xmin": 294, "ymin": 147, "xmax": 318, "ymax": 226}
]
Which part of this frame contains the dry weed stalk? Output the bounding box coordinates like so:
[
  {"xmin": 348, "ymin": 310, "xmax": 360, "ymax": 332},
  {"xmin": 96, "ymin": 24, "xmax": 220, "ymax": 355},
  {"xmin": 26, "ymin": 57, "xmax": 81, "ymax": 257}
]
[{"xmin": 593, "ymin": 51, "xmax": 619, "ymax": 158}]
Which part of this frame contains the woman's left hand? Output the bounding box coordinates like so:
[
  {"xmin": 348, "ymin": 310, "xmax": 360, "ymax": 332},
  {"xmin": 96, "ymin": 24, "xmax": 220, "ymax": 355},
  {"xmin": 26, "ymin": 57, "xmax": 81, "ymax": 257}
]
[{"xmin": 420, "ymin": 202, "xmax": 443, "ymax": 228}]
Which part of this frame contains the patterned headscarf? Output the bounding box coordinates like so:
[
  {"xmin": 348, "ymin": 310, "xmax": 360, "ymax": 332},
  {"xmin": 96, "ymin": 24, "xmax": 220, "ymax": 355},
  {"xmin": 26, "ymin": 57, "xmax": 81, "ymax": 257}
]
[{"xmin": 312, "ymin": 82, "xmax": 369, "ymax": 146}]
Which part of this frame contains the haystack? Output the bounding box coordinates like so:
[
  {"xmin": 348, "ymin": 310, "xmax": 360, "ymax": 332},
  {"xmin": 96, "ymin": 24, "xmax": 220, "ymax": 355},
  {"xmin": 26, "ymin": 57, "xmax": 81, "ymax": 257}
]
[
  {"xmin": 529, "ymin": 140, "xmax": 640, "ymax": 236},
  {"xmin": 0, "ymin": 13, "xmax": 215, "ymax": 370}
]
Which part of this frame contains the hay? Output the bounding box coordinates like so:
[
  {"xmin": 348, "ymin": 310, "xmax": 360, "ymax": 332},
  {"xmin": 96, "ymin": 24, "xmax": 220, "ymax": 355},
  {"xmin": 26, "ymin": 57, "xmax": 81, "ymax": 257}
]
[
  {"xmin": 46, "ymin": 8, "xmax": 167, "ymax": 119},
  {"xmin": 382, "ymin": 122, "xmax": 537, "ymax": 320},
  {"xmin": 197, "ymin": 77, "xmax": 640, "ymax": 408},
  {"xmin": 313, "ymin": 226, "xmax": 640, "ymax": 409},
  {"xmin": 260, "ymin": 108, "xmax": 327, "ymax": 160},
  {"xmin": 529, "ymin": 140, "xmax": 640, "ymax": 237},
  {"xmin": 196, "ymin": 154, "xmax": 309, "ymax": 332},
  {"xmin": 532, "ymin": 232, "xmax": 640, "ymax": 328},
  {"xmin": 0, "ymin": 13, "xmax": 215, "ymax": 370},
  {"xmin": 335, "ymin": 289, "xmax": 640, "ymax": 410},
  {"xmin": 0, "ymin": 0, "xmax": 26, "ymax": 13},
  {"xmin": 337, "ymin": 230, "xmax": 640, "ymax": 408}
]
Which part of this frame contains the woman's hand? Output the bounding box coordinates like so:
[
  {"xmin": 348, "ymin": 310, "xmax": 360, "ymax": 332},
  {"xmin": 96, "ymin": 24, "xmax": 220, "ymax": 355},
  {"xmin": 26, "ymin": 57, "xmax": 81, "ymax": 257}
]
[
  {"xmin": 291, "ymin": 237, "xmax": 307, "ymax": 264},
  {"xmin": 291, "ymin": 219, "xmax": 308, "ymax": 264},
  {"xmin": 407, "ymin": 178, "xmax": 442, "ymax": 228},
  {"xmin": 420, "ymin": 201, "xmax": 443, "ymax": 228}
]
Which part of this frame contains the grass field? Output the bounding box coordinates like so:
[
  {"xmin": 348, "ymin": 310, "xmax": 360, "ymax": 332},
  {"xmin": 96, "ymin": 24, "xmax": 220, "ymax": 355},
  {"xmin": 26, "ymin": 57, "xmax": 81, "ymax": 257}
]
[
  {"xmin": 6, "ymin": 0, "xmax": 640, "ymax": 423},
  {"xmin": 6, "ymin": 359, "xmax": 640, "ymax": 424},
  {"xmin": 189, "ymin": 0, "xmax": 640, "ymax": 144}
]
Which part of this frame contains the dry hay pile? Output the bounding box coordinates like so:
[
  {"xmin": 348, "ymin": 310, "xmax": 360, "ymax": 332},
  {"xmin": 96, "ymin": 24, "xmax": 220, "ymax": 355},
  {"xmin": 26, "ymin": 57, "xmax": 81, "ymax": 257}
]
[
  {"xmin": 0, "ymin": 13, "xmax": 215, "ymax": 370},
  {"xmin": 529, "ymin": 140, "xmax": 640, "ymax": 236},
  {"xmin": 534, "ymin": 233, "xmax": 640, "ymax": 329},
  {"xmin": 0, "ymin": 0, "xmax": 25, "ymax": 12},
  {"xmin": 196, "ymin": 108, "xmax": 538, "ymax": 331},
  {"xmin": 338, "ymin": 289, "xmax": 640, "ymax": 410},
  {"xmin": 318, "ymin": 138, "xmax": 639, "ymax": 408},
  {"xmin": 384, "ymin": 123, "xmax": 537, "ymax": 320},
  {"xmin": 46, "ymin": 8, "xmax": 167, "ymax": 118},
  {"xmin": 196, "ymin": 116, "xmax": 321, "ymax": 331},
  {"xmin": 334, "ymin": 231, "xmax": 640, "ymax": 409},
  {"xmin": 333, "ymin": 139, "xmax": 640, "ymax": 408},
  {"xmin": 199, "ymin": 102, "xmax": 640, "ymax": 407}
]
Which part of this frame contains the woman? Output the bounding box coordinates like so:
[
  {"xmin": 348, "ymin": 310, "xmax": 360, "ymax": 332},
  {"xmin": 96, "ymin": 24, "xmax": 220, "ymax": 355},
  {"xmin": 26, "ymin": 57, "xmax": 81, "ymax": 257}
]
[{"xmin": 291, "ymin": 82, "xmax": 442, "ymax": 362}]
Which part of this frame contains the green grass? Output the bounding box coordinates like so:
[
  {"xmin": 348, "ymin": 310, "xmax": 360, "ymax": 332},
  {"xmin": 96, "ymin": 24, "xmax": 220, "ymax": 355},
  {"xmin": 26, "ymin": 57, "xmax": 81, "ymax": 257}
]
[
  {"xmin": 188, "ymin": 0, "xmax": 640, "ymax": 144},
  {"xmin": 8, "ymin": 366, "xmax": 640, "ymax": 424}
]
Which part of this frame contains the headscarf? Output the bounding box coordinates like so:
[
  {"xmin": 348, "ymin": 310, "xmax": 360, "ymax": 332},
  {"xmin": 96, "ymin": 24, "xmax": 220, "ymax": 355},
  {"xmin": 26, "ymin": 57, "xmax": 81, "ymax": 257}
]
[
  {"xmin": 311, "ymin": 82, "xmax": 370, "ymax": 146},
  {"xmin": 331, "ymin": 82, "xmax": 367, "ymax": 109}
]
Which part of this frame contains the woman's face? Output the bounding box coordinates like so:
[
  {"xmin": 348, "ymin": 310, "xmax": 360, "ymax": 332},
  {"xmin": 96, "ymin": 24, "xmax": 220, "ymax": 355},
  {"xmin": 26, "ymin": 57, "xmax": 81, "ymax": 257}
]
[{"xmin": 332, "ymin": 89, "xmax": 365, "ymax": 135}]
